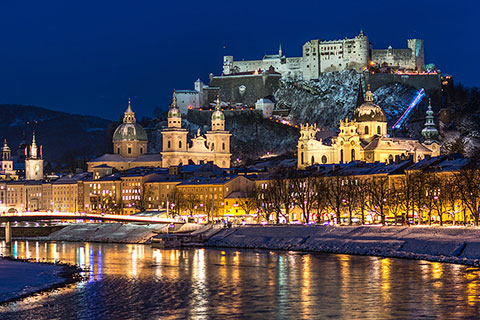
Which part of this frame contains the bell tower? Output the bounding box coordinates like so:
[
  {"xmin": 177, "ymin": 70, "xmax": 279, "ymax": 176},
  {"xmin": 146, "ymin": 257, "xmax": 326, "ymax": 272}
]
[
  {"xmin": 0, "ymin": 139, "xmax": 15, "ymax": 176},
  {"xmin": 25, "ymin": 132, "xmax": 44, "ymax": 180},
  {"xmin": 205, "ymin": 96, "xmax": 231, "ymax": 168},
  {"xmin": 161, "ymin": 90, "xmax": 189, "ymax": 167}
]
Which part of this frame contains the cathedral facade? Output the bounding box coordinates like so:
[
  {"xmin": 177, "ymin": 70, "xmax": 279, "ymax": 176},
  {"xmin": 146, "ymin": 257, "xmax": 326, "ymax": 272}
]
[
  {"xmin": 88, "ymin": 93, "xmax": 232, "ymax": 173},
  {"xmin": 297, "ymin": 89, "xmax": 440, "ymax": 169},
  {"xmin": 161, "ymin": 92, "xmax": 231, "ymax": 168}
]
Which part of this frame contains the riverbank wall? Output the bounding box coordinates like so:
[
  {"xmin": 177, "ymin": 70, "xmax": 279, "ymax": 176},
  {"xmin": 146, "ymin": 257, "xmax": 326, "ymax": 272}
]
[
  {"xmin": 205, "ymin": 225, "xmax": 480, "ymax": 266},
  {"xmin": 0, "ymin": 226, "xmax": 65, "ymax": 238}
]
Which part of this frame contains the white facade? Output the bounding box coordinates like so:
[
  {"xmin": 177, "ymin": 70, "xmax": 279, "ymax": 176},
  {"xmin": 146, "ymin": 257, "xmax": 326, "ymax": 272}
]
[
  {"xmin": 223, "ymin": 31, "xmax": 425, "ymax": 80},
  {"xmin": 255, "ymin": 98, "xmax": 274, "ymax": 118}
]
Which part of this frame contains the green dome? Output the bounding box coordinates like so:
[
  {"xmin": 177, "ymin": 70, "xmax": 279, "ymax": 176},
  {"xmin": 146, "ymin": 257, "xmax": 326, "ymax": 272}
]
[
  {"xmin": 353, "ymin": 102, "xmax": 386, "ymax": 122},
  {"xmin": 113, "ymin": 123, "xmax": 148, "ymax": 142},
  {"xmin": 212, "ymin": 110, "xmax": 225, "ymax": 120},
  {"xmin": 168, "ymin": 107, "xmax": 181, "ymax": 118}
]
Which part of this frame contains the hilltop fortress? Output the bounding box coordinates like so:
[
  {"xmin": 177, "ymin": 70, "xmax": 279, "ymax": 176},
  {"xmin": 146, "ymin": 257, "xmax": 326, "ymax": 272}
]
[{"xmin": 222, "ymin": 30, "xmax": 424, "ymax": 80}]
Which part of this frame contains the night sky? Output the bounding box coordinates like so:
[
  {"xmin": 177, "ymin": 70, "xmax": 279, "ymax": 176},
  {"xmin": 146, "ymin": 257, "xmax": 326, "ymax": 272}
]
[{"xmin": 0, "ymin": 1, "xmax": 475, "ymax": 120}]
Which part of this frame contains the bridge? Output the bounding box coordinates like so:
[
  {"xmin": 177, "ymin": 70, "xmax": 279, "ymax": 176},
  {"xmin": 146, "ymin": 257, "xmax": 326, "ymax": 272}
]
[{"xmin": 0, "ymin": 212, "xmax": 181, "ymax": 245}]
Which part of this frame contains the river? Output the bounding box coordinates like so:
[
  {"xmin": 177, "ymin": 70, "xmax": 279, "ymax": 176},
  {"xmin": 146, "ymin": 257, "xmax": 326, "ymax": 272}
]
[{"xmin": 1, "ymin": 241, "xmax": 480, "ymax": 319}]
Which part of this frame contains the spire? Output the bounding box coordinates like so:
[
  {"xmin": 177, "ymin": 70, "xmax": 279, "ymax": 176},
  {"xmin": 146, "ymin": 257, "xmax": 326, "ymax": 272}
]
[
  {"xmin": 356, "ymin": 80, "xmax": 364, "ymax": 107},
  {"xmin": 123, "ymin": 98, "xmax": 136, "ymax": 123},
  {"xmin": 171, "ymin": 89, "xmax": 177, "ymax": 109},
  {"xmin": 30, "ymin": 131, "xmax": 38, "ymax": 159},
  {"xmin": 421, "ymin": 98, "xmax": 439, "ymax": 145},
  {"xmin": 215, "ymin": 94, "xmax": 221, "ymax": 111},
  {"xmin": 359, "ymin": 28, "xmax": 364, "ymax": 36},
  {"xmin": 279, "ymin": 43, "xmax": 283, "ymax": 57},
  {"xmin": 365, "ymin": 84, "xmax": 373, "ymax": 102}
]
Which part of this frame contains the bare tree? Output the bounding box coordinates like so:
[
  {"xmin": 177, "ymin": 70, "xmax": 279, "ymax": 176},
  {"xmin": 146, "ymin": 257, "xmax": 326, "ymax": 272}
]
[
  {"xmin": 313, "ymin": 176, "xmax": 329, "ymax": 223},
  {"xmin": 326, "ymin": 175, "xmax": 346, "ymax": 225},
  {"xmin": 291, "ymin": 174, "xmax": 315, "ymax": 223},
  {"xmin": 236, "ymin": 186, "xmax": 258, "ymax": 219},
  {"xmin": 366, "ymin": 176, "xmax": 389, "ymax": 225},
  {"xmin": 342, "ymin": 176, "xmax": 360, "ymax": 225},
  {"xmin": 457, "ymin": 168, "xmax": 480, "ymax": 226}
]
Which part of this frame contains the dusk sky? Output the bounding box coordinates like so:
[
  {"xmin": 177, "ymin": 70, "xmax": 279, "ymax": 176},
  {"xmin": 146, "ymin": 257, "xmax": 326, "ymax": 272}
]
[{"xmin": 0, "ymin": 1, "xmax": 475, "ymax": 120}]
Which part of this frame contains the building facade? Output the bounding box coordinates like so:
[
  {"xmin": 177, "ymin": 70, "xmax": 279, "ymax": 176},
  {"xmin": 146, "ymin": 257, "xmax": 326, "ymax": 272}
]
[
  {"xmin": 25, "ymin": 132, "xmax": 44, "ymax": 181},
  {"xmin": 161, "ymin": 93, "xmax": 231, "ymax": 168},
  {"xmin": 222, "ymin": 31, "xmax": 424, "ymax": 80},
  {"xmin": 297, "ymin": 88, "xmax": 440, "ymax": 169}
]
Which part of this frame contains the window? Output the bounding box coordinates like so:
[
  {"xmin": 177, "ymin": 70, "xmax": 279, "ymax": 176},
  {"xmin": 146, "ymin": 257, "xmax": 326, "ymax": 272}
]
[
  {"xmin": 301, "ymin": 152, "xmax": 304, "ymax": 164},
  {"xmin": 128, "ymin": 147, "xmax": 132, "ymax": 154},
  {"xmin": 340, "ymin": 149, "xmax": 344, "ymax": 163},
  {"xmin": 222, "ymin": 143, "xmax": 225, "ymax": 150},
  {"xmin": 377, "ymin": 126, "xmax": 381, "ymax": 135},
  {"xmin": 364, "ymin": 126, "xmax": 369, "ymax": 134},
  {"xmin": 140, "ymin": 147, "xmax": 143, "ymax": 154},
  {"xmin": 351, "ymin": 149, "xmax": 355, "ymax": 161},
  {"xmin": 179, "ymin": 141, "xmax": 182, "ymax": 148},
  {"xmin": 311, "ymin": 156, "xmax": 315, "ymax": 164},
  {"xmin": 117, "ymin": 147, "xmax": 120, "ymax": 154},
  {"xmin": 167, "ymin": 141, "xmax": 171, "ymax": 149}
]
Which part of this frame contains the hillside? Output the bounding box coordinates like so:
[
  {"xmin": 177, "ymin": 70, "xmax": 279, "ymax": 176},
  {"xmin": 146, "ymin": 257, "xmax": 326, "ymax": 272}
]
[{"xmin": 0, "ymin": 104, "xmax": 115, "ymax": 170}]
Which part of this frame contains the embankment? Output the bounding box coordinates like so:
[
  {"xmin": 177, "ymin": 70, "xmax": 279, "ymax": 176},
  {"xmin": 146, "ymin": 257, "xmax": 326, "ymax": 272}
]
[{"xmin": 206, "ymin": 225, "xmax": 480, "ymax": 266}]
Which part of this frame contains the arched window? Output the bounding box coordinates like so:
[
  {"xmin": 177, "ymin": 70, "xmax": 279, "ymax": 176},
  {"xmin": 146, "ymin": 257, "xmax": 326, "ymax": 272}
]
[
  {"xmin": 351, "ymin": 149, "xmax": 355, "ymax": 161},
  {"xmin": 179, "ymin": 141, "xmax": 182, "ymax": 148},
  {"xmin": 340, "ymin": 149, "xmax": 344, "ymax": 163},
  {"xmin": 140, "ymin": 147, "xmax": 143, "ymax": 154},
  {"xmin": 128, "ymin": 147, "xmax": 132, "ymax": 154},
  {"xmin": 301, "ymin": 152, "xmax": 304, "ymax": 164},
  {"xmin": 222, "ymin": 142, "xmax": 225, "ymax": 150},
  {"xmin": 377, "ymin": 126, "xmax": 381, "ymax": 135},
  {"xmin": 388, "ymin": 154, "xmax": 393, "ymax": 163},
  {"xmin": 117, "ymin": 147, "xmax": 120, "ymax": 154},
  {"xmin": 311, "ymin": 156, "xmax": 315, "ymax": 164},
  {"xmin": 167, "ymin": 141, "xmax": 171, "ymax": 149},
  {"xmin": 365, "ymin": 126, "xmax": 369, "ymax": 134},
  {"xmin": 322, "ymin": 155, "xmax": 327, "ymax": 164}
]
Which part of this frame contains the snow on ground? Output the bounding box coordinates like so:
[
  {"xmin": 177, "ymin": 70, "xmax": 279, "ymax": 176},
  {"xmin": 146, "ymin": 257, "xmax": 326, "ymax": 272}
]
[
  {"xmin": 47, "ymin": 223, "xmax": 168, "ymax": 243},
  {"xmin": 0, "ymin": 259, "xmax": 65, "ymax": 303},
  {"xmin": 206, "ymin": 225, "xmax": 480, "ymax": 266}
]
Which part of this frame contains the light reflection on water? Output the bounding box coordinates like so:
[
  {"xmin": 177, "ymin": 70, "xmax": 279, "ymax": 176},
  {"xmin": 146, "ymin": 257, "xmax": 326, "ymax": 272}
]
[{"xmin": 1, "ymin": 240, "xmax": 480, "ymax": 319}]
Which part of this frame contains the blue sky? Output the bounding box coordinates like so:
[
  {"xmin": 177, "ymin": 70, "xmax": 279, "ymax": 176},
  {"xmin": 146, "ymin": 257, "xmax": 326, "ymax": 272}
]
[{"xmin": 0, "ymin": 1, "xmax": 475, "ymax": 120}]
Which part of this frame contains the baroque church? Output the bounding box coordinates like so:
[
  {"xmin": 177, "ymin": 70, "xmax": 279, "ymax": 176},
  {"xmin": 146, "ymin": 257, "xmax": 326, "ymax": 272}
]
[
  {"xmin": 87, "ymin": 92, "xmax": 231, "ymax": 173},
  {"xmin": 297, "ymin": 88, "xmax": 440, "ymax": 169}
]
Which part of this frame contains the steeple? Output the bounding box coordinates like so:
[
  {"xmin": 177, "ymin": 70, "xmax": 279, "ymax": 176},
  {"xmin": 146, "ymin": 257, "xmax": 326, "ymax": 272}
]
[
  {"xmin": 30, "ymin": 131, "xmax": 38, "ymax": 159},
  {"xmin": 123, "ymin": 98, "xmax": 136, "ymax": 123},
  {"xmin": 167, "ymin": 89, "xmax": 182, "ymax": 128},
  {"xmin": 356, "ymin": 80, "xmax": 364, "ymax": 107},
  {"xmin": 421, "ymin": 99, "xmax": 439, "ymax": 144},
  {"xmin": 279, "ymin": 43, "xmax": 283, "ymax": 57},
  {"xmin": 1, "ymin": 139, "xmax": 11, "ymax": 161},
  {"xmin": 211, "ymin": 94, "xmax": 225, "ymax": 131},
  {"xmin": 365, "ymin": 84, "xmax": 373, "ymax": 102}
]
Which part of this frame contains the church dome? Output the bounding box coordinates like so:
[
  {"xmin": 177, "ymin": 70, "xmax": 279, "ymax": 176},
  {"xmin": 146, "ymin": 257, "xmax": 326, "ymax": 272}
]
[
  {"xmin": 113, "ymin": 100, "xmax": 148, "ymax": 142},
  {"xmin": 212, "ymin": 110, "xmax": 225, "ymax": 120},
  {"xmin": 353, "ymin": 102, "xmax": 386, "ymax": 122},
  {"xmin": 211, "ymin": 95, "xmax": 225, "ymax": 120},
  {"xmin": 168, "ymin": 90, "xmax": 182, "ymax": 118},
  {"xmin": 113, "ymin": 123, "xmax": 148, "ymax": 142},
  {"xmin": 353, "ymin": 88, "xmax": 386, "ymax": 122}
]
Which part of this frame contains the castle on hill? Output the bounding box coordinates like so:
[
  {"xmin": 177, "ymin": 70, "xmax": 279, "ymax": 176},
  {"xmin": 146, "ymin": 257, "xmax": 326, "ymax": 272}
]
[{"xmin": 223, "ymin": 30, "xmax": 424, "ymax": 80}]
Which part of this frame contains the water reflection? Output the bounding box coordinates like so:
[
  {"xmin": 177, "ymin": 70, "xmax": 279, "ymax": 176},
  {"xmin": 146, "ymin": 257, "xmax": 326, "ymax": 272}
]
[{"xmin": 1, "ymin": 240, "xmax": 480, "ymax": 319}]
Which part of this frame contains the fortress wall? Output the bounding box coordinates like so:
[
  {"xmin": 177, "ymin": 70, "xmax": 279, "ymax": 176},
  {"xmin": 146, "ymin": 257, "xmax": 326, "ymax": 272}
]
[{"xmin": 365, "ymin": 73, "xmax": 442, "ymax": 93}]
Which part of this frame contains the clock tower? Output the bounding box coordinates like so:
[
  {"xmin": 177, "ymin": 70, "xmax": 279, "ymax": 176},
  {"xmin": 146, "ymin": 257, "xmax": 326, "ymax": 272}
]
[{"xmin": 25, "ymin": 132, "xmax": 44, "ymax": 181}]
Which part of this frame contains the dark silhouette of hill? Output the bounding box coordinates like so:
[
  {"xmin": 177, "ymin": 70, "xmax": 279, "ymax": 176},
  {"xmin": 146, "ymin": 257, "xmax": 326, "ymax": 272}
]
[{"xmin": 0, "ymin": 104, "xmax": 115, "ymax": 170}]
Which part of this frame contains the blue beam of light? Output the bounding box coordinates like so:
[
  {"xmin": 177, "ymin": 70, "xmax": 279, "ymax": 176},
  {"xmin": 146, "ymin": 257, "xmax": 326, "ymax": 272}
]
[{"xmin": 392, "ymin": 88, "xmax": 425, "ymax": 129}]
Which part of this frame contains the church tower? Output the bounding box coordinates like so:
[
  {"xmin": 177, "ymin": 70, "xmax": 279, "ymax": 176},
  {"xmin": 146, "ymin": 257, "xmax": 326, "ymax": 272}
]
[
  {"xmin": 161, "ymin": 90, "xmax": 188, "ymax": 167},
  {"xmin": 205, "ymin": 96, "xmax": 232, "ymax": 168},
  {"xmin": 0, "ymin": 139, "xmax": 15, "ymax": 176},
  {"xmin": 421, "ymin": 99, "xmax": 439, "ymax": 145},
  {"xmin": 25, "ymin": 132, "xmax": 44, "ymax": 180}
]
